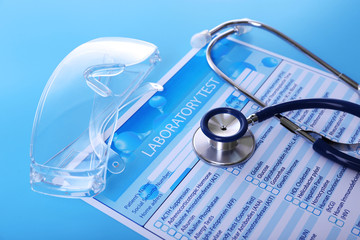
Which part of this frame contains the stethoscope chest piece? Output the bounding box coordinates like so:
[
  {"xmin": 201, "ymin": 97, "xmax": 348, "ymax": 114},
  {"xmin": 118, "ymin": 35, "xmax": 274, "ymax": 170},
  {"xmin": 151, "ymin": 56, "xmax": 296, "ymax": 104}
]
[{"xmin": 193, "ymin": 107, "xmax": 255, "ymax": 167}]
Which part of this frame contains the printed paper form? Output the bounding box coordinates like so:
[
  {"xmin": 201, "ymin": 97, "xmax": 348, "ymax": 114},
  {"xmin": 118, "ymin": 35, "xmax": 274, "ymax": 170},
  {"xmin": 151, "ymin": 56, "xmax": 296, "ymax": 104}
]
[{"xmin": 85, "ymin": 37, "xmax": 360, "ymax": 240}]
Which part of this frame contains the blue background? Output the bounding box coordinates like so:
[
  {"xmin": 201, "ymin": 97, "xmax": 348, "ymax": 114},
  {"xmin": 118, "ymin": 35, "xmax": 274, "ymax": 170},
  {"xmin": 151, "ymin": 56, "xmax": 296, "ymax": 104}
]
[{"xmin": 1, "ymin": 0, "xmax": 359, "ymax": 239}]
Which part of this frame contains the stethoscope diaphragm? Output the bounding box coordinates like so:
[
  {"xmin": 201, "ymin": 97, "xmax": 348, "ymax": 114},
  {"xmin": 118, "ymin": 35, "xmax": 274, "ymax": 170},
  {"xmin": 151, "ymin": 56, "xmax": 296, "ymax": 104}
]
[{"xmin": 192, "ymin": 107, "xmax": 255, "ymax": 166}]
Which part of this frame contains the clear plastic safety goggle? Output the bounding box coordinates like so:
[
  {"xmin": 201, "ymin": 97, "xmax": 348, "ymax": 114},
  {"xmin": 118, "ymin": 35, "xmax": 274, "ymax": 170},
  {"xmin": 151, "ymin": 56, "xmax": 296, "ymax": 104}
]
[{"xmin": 30, "ymin": 38, "xmax": 162, "ymax": 198}]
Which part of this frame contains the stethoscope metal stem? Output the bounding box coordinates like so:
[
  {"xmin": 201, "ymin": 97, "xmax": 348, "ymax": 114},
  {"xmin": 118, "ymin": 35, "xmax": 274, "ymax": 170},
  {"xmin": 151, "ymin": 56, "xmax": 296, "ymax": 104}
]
[
  {"xmin": 207, "ymin": 29, "xmax": 317, "ymax": 144},
  {"xmin": 207, "ymin": 19, "xmax": 359, "ymax": 91},
  {"xmin": 205, "ymin": 19, "xmax": 360, "ymax": 145},
  {"xmin": 209, "ymin": 139, "xmax": 238, "ymax": 150},
  {"xmin": 194, "ymin": 19, "xmax": 360, "ymax": 171},
  {"xmin": 206, "ymin": 28, "xmax": 266, "ymax": 108}
]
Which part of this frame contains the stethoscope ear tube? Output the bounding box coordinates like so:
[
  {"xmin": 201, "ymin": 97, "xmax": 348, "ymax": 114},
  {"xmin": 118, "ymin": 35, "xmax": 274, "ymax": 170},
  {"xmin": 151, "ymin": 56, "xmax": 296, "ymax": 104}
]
[
  {"xmin": 313, "ymin": 139, "xmax": 360, "ymax": 171},
  {"xmin": 255, "ymin": 98, "xmax": 360, "ymax": 171},
  {"xmin": 256, "ymin": 98, "xmax": 360, "ymax": 122}
]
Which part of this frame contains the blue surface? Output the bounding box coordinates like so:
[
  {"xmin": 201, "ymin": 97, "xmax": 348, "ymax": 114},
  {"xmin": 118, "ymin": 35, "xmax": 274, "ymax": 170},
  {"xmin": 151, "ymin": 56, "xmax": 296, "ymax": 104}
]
[{"xmin": 1, "ymin": 0, "xmax": 360, "ymax": 239}]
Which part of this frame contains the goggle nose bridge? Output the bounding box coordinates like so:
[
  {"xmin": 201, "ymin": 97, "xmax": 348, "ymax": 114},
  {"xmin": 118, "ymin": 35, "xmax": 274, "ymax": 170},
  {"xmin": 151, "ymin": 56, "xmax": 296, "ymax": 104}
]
[{"xmin": 84, "ymin": 64, "xmax": 126, "ymax": 97}]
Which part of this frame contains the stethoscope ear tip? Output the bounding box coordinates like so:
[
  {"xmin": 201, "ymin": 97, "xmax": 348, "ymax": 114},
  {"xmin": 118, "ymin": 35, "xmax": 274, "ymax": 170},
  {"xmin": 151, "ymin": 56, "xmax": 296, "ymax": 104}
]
[{"xmin": 190, "ymin": 30, "xmax": 211, "ymax": 49}]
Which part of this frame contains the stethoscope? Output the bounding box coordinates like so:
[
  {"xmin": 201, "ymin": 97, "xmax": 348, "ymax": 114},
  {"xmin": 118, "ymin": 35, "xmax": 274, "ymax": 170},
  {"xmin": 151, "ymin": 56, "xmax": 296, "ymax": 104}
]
[{"xmin": 191, "ymin": 19, "xmax": 360, "ymax": 171}]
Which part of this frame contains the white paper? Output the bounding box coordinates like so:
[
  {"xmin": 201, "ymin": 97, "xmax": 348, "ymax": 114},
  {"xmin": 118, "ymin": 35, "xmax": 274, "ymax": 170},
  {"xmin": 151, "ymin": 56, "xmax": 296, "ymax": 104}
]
[{"xmin": 85, "ymin": 37, "xmax": 360, "ymax": 240}]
